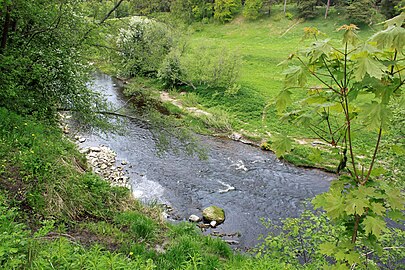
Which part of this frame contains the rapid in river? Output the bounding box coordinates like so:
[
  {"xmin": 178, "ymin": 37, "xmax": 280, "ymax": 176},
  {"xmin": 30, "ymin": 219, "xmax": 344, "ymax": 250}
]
[{"xmin": 80, "ymin": 72, "xmax": 335, "ymax": 249}]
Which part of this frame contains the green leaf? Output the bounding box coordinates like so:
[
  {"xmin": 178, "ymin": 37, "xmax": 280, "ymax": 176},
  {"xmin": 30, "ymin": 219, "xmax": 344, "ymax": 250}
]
[
  {"xmin": 362, "ymin": 216, "xmax": 386, "ymax": 238},
  {"xmin": 370, "ymin": 25, "xmax": 405, "ymax": 52},
  {"xmin": 345, "ymin": 251, "xmax": 362, "ymax": 265},
  {"xmin": 307, "ymin": 39, "xmax": 332, "ymax": 63},
  {"xmin": 381, "ymin": 12, "xmax": 405, "ymax": 28},
  {"xmin": 338, "ymin": 24, "xmax": 360, "ymax": 46},
  {"xmin": 345, "ymin": 195, "xmax": 369, "ymax": 216},
  {"xmin": 312, "ymin": 189, "xmax": 345, "ymax": 219},
  {"xmin": 272, "ymin": 134, "xmax": 293, "ymax": 158},
  {"xmin": 274, "ymin": 89, "xmax": 292, "ymax": 114},
  {"xmin": 360, "ymin": 101, "xmax": 391, "ymax": 130},
  {"xmin": 319, "ymin": 242, "xmax": 336, "ymax": 256},
  {"xmin": 385, "ymin": 189, "xmax": 405, "ymax": 210},
  {"xmin": 370, "ymin": 202, "xmax": 386, "ymax": 216},
  {"xmin": 387, "ymin": 210, "xmax": 405, "ymax": 221},
  {"xmin": 283, "ymin": 65, "xmax": 307, "ymax": 87},
  {"xmin": 352, "ymin": 51, "xmax": 385, "ymax": 81}
]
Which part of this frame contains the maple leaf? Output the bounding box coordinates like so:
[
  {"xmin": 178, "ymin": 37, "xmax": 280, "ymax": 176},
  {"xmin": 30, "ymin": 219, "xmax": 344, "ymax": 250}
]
[
  {"xmin": 352, "ymin": 51, "xmax": 385, "ymax": 81},
  {"xmin": 386, "ymin": 189, "xmax": 405, "ymax": 210},
  {"xmin": 283, "ymin": 65, "xmax": 307, "ymax": 87},
  {"xmin": 370, "ymin": 202, "xmax": 386, "ymax": 216},
  {"xmin": 319, "ymin": 242, "xmax": 336, "ymax": 256},
  {"xmin": 312, "ymin": 189, "xmax": 346, "ymax": 219},
  {"xmin": 274, "ymin": 89, "xmax": 292, "ymax": 114},
  {"xmin": 360, "ymin": 101, "xmax": 391, "ymax": 130},
  {"xmin": 362, "ymin": 216, "xmax": 386, "ymax": 238},
  {"xmin": 345, "ymin": 195, "xmax": 369, "ymax": 216},
  {"xmin": 272, "ymin": 134, "xmax": 293, "ymax": 158}
]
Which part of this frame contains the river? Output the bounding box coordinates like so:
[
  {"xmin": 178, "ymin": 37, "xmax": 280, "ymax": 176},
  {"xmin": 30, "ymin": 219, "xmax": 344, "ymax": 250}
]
[{"xmin": 80, "ymin": 72, "xmax": 335, "ymax": 249}]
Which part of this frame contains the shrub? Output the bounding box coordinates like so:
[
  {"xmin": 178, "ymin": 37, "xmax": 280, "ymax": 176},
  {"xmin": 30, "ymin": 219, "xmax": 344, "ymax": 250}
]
[
  {"xmin": 182, "ymin": 45, "xmax": 241, "ymax": 90},
  {"xmin": 0, "ymin": 196, "xmax": 29, "ymax": 269},
  {"xmin": 158, "ymin": 49, "xmax": 186, "ymax": 88},
  {"xmin": 116, "ymin": 16, "xmax": 174, "ymax": 77}
]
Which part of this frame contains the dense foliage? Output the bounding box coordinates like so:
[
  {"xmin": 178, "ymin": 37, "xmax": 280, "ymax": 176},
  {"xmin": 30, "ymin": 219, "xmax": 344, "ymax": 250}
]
[{"xmin": 0, "ymin": 0, "xmax": 109, "ymax": 123}]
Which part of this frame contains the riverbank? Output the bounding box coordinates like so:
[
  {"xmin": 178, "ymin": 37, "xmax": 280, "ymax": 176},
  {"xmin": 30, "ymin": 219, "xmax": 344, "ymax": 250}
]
[{"xmin": 1, "ymin": 106, "xmax": 298, "ymax": 269}]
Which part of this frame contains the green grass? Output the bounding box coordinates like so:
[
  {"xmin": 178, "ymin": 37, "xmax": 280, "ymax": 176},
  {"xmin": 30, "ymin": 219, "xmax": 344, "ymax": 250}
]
[{"xmin": 186, "ymin": 6, "xmax": 377, "ymax": 135}]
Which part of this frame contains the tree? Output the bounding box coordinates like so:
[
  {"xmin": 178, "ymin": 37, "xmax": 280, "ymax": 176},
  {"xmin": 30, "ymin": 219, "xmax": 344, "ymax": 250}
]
[
  {"xmin": 297, "ymin": 0, "xmax": 318, "ymax": 19},
  {"xmin": 243, "ymin": 0, "xmax": 264, "ymax": 19},
  {"xmin": 0, "ymin": 0, "xmax": 87, "ymax": 116},
  {"xmin": 346, "ymin": 0, "xmax": 376, "ymax": 25},
  {"xmin": 0, "ymin": 0, "xmax": 127, "ymax": 127},
  {"xmin": 276, "ymin": 14, "xmax": 405, "ymax": 266},
  {"xmin": 324, "ymin": 0, "xmax": 331, "ymax": 18},
  {"xmin": 115, "ymin": 17, "xmax": 174, "ymax": 77},
  {"xmin": 214, "ymin": 0, "xmax": 242, "ymax": 23},
  {"xmin": 381, "ymin": 0, "xmax": 404, "ymax": 19},
  {"xmin": 170, "ymin": 0, "xmax": 214, "ymax": 23}
]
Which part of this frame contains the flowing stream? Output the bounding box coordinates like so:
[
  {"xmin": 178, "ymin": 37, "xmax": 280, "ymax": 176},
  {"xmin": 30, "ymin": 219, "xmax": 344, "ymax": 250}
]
[{"xmin": 81, "ymin": 72, "xmax": 335, "ymax": 249}]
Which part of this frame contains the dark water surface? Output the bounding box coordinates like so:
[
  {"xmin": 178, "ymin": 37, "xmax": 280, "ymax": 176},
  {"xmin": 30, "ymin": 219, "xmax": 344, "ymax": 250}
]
[{"xmin": 82, "ymin": 73, "xmax": 335, "ymax": 248}]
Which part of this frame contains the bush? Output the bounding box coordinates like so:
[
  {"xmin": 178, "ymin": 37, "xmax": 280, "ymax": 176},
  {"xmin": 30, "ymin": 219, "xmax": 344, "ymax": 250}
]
[
  {"xmin": 182, "ymin": 45, "xmax": 241, "ymax": 90},
  {"xmin": 0, "ymin": 196, "xmax": 29, "ymax": 269},
  {"xmin": 158, "ymin": 49, "xmax": 186, "ymax": 88},
  {"xmin": 116, "ymin": 16, "xmax": 174, "ymax": 77}
]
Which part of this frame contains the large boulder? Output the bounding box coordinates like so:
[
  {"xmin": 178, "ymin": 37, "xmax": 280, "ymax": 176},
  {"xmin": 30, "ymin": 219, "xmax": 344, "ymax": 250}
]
[{"xmin": 202, "ymin": 206, "xmax": 225, "ymax": 224}]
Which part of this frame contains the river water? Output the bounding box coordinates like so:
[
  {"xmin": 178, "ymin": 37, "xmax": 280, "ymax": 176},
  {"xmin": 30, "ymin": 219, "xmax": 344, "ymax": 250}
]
[{"xmin": 81, "ymin": 72, "xmax": 335, "ymax": 248}]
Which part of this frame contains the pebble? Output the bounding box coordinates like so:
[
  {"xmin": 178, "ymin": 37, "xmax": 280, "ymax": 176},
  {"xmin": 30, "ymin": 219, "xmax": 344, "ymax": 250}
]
[{"xmin": 188, "ymin": 215, "xmax": 201, "ymax": 222}]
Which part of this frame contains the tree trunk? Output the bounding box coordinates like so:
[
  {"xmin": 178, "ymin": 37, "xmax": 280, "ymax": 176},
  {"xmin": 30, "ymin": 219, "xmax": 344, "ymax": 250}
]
[
  {"xmin": 324, "ymin": 0, "xmax": 331, "ymax": 18},
  {"xmin": 284, "ymin": 0, "xmax": 287, "ymax": 14},
  {"xmin": 1, "ymin": 4, "xmax": 11, "ymax": 52}
]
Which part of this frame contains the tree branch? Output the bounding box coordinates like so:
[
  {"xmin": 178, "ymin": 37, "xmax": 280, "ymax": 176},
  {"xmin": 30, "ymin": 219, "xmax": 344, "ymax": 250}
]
[
  {"xmin": 362, "ymin": 126, "xmax": 382, "ymax": 185},
  {"xmin": 80, "ymin": 0, "xmax": 126, "ymax": 43}
]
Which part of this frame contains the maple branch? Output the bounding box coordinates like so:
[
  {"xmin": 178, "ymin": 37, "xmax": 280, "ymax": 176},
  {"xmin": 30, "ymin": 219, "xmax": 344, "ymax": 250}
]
[
  {"xmin": 322, "ymin": 56, "xmax": 343, "ymax": 89},
  {"xmin": 362, "ymin": 126, "xmax": 382, "ymax": 185},
  {"xmin": 351, "ymin": 214, "xmax": 360, "ymax": 243},
  {"xmin": 296, "ymin": 56, "xmax": 341, "ymax": 95}
]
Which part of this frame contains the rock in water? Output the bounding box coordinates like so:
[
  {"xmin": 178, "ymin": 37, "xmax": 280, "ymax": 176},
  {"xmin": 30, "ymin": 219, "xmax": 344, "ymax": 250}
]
[
  {"xmin": 188, "ymin": 214, "xmax": 201, "ymax": 222},
  {"xmin": 202, "ymin": 206, "xmax": 225, "ymax": 224}
]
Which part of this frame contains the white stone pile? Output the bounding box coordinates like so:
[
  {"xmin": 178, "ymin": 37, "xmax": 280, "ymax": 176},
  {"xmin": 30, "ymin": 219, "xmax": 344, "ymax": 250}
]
[{"xmin": 80, "ymin": 146, "xmax": 130, "ymax": 189}]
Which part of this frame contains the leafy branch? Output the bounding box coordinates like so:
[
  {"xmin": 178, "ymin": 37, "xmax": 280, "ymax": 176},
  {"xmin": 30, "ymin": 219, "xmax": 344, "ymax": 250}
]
[{"xmin": 275, "ymin": 14, "xmax": 405, "ymax": 266}]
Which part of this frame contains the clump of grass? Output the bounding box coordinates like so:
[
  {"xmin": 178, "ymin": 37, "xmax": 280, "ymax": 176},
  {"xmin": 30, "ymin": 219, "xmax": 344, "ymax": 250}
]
[{"xmin": 114, "ymin": 211, "xmax": 159, "ymax": 241}]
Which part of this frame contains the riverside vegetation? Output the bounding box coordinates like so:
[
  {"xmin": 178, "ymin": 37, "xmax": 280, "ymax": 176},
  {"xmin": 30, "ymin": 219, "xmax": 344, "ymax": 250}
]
[{"xmin": 1, "ymin": 0, "xmax": 404, "ymax": 269}]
